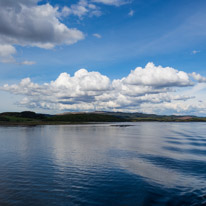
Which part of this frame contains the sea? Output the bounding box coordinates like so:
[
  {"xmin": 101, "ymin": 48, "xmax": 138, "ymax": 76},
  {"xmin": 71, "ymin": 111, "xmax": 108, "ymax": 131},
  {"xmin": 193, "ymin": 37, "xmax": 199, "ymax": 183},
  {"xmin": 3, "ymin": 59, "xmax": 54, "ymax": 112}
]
[{"xmin": 0, "ymin": 122, "xmax": 206, "ymax": 205}]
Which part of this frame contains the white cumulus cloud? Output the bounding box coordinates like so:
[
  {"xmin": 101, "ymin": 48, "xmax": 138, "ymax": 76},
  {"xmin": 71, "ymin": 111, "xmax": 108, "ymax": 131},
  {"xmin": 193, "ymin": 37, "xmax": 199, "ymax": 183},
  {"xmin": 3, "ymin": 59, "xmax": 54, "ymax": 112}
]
[
  {"xmin": 128, "ymin": 9, "xmax": 134, "ymax": 16},
  {"xmin": 192, "ymin": 50, "xmax": 200, "ymax": 54},
  {"xmin": 190, "ymin": 72, "xmax": 206, "ymax": 83},
  {"xmin": 61, "ymin": 0, "xmax": 101, "ymax": 18},
  {"xmin": 0, "ymin": 0, "xmax": 131, "ymax": 64},
  {"xmin": 124, "ymin": 62, "xmax": 192, "ymax": 87},
  {"xmin": 92, "ymin": 0, "xmax": 129, "ymax": 6},
  {"xmin": 20, "ymin": 61, "xmax": 36, "ymax": 66},
  {"xmin": 93, "ymin": 33, "xmax": 102, "ymax": 38},
  {"xmin": 0, "ymin": 44, "xmax": 16, "ymax": 63},
  {"xmin": 0, "ymin": 0, "xmax": 84, "ymax": 63}
]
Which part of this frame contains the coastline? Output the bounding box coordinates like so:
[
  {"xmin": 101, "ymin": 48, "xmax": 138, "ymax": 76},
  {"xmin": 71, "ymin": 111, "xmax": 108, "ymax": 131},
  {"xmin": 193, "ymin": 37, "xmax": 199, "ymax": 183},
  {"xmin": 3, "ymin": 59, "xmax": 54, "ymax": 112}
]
[{"xmin": 1, "ymin": 119, "xmax": 206, "ymax": 126}]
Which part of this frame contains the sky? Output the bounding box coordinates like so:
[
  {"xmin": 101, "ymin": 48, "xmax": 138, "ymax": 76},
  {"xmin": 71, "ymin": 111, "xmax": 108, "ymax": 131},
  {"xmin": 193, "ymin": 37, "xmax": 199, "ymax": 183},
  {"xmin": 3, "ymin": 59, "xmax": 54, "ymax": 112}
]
[{"xmin": 0, "ymin": 0, "xmax": 206, "ymax": 115}]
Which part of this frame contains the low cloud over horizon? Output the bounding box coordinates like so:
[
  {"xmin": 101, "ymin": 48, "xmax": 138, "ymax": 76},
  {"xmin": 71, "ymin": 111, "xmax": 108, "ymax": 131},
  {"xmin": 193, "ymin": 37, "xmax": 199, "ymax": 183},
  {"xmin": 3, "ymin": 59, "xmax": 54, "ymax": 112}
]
[{"xmin": 2, "ymin": 62, "xmax": 206, "ymax": 115}]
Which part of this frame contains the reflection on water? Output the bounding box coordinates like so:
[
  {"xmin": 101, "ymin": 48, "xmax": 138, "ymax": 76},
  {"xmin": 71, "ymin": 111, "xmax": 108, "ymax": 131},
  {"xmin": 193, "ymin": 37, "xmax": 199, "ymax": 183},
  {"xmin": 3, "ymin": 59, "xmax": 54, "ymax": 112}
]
[{"xmin": 0, "ymin": 123, "xmax": 206, "ymax": 205}]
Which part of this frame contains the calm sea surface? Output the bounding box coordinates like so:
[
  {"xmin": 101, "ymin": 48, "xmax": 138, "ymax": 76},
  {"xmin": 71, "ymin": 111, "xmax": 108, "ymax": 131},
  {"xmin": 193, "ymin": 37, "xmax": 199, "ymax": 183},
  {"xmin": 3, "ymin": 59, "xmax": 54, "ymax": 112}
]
[{"xmin": 0, "ymin": 122, "xmax": 206, "ymax": 206}]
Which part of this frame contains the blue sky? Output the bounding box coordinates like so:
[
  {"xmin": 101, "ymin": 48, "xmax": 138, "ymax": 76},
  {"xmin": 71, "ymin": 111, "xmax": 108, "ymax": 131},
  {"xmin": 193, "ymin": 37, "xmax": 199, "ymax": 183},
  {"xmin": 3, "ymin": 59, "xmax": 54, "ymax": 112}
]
[{"xmin": 0, "ymin": 0, "xmax": 206, "ymax": 115}]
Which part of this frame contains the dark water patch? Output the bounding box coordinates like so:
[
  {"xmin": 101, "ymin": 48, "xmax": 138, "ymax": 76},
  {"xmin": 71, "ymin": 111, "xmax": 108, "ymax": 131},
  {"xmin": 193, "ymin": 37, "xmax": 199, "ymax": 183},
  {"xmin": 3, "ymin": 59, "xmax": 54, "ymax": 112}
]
[
  {"xmin": 166, "ymin": 139, "xmax": 206, "ymax": 147},
  {"xmin": 139, "ymin": 154, "xmax": 206, "ymax": 178},
  {"xmin": 185, "ymin": 137, "xmax": 206, "ymax": 142},
  {"xmin": 108, "ymin": 149, "xmax": 206, "ymax": 179},
  {"xmin": 187, "ymin": 141, "xmax": 206, "ymax": 147},
  {"xmin": 172, "ymin": 131, "xmax": 194, "ymax": 138},
  {"xmin": 165, "ymin": 140, "xmax": 185, "ymax": 145},
  {"xmin": 164, "ymin": 136, "xmax": 183, "ymax": 141},
  {"xmin": 163, "ymin": 146, "xmax": 206, "ymax": 156},
  {"xmin": 172, "ymin": 131, "xmax": 206, "ymax": 142}
]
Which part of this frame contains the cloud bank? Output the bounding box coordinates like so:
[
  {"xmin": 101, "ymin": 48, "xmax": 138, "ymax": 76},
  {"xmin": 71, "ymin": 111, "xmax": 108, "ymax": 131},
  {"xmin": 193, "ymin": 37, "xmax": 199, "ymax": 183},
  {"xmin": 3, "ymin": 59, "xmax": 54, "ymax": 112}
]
[{"xmin": 2, "ymin": 62, "xmax": 206, "ymax": 115}]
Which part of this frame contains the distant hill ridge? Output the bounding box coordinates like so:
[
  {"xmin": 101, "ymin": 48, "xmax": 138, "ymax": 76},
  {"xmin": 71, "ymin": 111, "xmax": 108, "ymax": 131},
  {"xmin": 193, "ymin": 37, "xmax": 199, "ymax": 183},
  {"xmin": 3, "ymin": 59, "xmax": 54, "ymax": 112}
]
[
  {"xmin": 57, "ymin": 111, "xmax": 195, "ymax": 118},
  {"xmin": 0, "ymin": 111, "xmax": 205, "ymax": 125}
]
